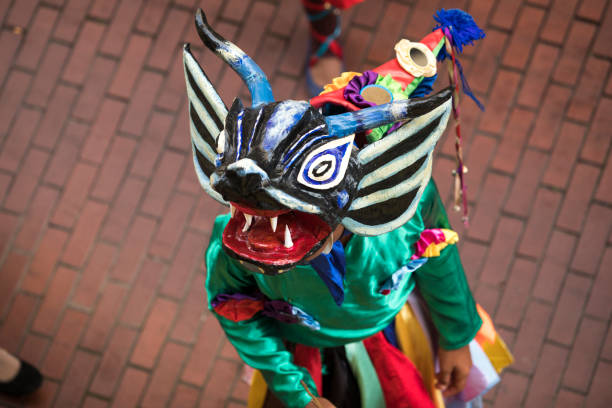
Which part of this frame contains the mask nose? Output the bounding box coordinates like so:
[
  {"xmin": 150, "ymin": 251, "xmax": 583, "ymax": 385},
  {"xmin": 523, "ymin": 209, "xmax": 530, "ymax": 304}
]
[{"xmin": 212, "ymin": 159, "xmax": 271, "ymax": 204}]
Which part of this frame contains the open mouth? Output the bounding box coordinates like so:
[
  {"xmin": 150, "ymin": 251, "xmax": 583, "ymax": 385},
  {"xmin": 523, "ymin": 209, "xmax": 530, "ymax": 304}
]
[{"xmin": 222, "ymin": 202, "xmax": 332, "ymax": 271}]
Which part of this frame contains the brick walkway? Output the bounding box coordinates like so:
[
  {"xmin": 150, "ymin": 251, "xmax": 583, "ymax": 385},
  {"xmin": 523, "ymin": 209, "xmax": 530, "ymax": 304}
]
[{"xmin": 0, "ymin": 0, "xmax": 611, "ymax": 407}]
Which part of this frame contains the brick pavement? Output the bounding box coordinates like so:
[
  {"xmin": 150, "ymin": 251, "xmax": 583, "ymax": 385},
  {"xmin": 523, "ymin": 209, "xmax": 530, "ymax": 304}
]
[{"xmin": 0, "ymin": 0, "xmax": 611, "ymax": 407}]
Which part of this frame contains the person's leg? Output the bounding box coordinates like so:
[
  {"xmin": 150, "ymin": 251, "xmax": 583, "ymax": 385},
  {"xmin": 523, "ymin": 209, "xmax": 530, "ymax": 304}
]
[
  {"xmin": 0, "ymin": 347, "xmax": 43, "ymax": 396},
  {"xmin": 0, "ymin": 349, "xmax": 20, "ymax": 382}
]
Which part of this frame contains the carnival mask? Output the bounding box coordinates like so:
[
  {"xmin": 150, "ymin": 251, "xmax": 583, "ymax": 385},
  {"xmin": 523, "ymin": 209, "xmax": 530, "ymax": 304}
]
[{"xmin": 185, "ymin": 10, "xmax": 452, "ymax": 274}]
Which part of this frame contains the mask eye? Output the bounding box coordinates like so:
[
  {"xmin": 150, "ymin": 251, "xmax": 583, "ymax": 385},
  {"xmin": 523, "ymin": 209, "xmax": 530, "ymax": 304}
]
[{"xmin": 298, "ymin": 134, "xmax": 354, "ymax": 190}]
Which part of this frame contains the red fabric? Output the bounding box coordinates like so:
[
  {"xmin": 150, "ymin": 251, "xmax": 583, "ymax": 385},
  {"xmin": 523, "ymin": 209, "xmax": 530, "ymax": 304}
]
[
  {"xmin": 363, "ymin": 332, "xmax": 435, "ymax": 408},
  {"xmin": 293, "ymin": 344, "xmax": 323, "ymax": 395},
  {"xmin": 327, "ymin": 0, "xmax": 365, "ymax": 9},
  {"xmin": 213, "ymin": 299, "xmax": 264, "ymax": 322}
]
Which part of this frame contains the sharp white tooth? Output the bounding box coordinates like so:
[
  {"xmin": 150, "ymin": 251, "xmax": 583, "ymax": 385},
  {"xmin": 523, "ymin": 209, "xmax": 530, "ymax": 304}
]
[
  {"xmin": 242, "ymin": 213, "xmax": 253, "ymax": 232},
  {"xmin": 322, "ymin": 235, "xmax": 333, "ymax": 255},
  {"xmin": 270, "ymin": 216, "xmax": 278, "ymax": 232},
  {"xmin": 230, "ymin": 204, "xmax": 236, "ymax": 218},
  {"xmin": 216, "ymin": 130, "xmax": 225, "ymax": 154},
  {"xmin": 284, "ymin": 225, "xmax": 293, "ymax": 248}
]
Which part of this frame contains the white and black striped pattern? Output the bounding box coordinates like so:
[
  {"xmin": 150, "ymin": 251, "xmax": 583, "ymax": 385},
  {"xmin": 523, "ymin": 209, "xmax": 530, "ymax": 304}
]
[
  {"xmin": 183, "ymin": 44, "xmax": 228, "ymax": 205},
  {"xmin": 341, "ymin": 100, "xmax": 452, "ymax": 236}
]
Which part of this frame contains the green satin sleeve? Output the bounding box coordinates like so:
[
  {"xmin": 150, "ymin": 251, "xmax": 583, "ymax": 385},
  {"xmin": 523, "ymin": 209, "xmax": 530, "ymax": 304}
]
[
  {"xmin": 413, "ymin": 181, "xmax": 483, "ymax": 350},
  {"xmin": 205, "ymin": 215, "xmax": 317, "ymax": 408}
]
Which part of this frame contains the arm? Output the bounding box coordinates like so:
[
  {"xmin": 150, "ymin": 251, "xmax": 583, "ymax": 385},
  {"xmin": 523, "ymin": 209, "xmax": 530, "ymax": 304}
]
[{"xmin": 205, "ymin": 216, "xmax": 318, "ymax": 408}]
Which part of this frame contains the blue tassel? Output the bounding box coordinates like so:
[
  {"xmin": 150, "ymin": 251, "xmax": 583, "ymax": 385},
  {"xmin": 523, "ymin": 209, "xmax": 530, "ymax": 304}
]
[
  {"xmin": 411, "ymin": 74, "xmax": 437, "ymax": 98},
  {"xmin": 433, "ymin": 9, "xmax": 485, "ymax": 55},
  {"xmin": 456, "ymin": 58, "xmax": 484, "ymax": 111}
]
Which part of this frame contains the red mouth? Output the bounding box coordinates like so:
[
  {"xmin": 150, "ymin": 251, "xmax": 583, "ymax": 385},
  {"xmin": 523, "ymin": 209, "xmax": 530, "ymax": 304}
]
[{"xmin": 222, "ymin": 202, "xmax": 332, "ymax": 269}]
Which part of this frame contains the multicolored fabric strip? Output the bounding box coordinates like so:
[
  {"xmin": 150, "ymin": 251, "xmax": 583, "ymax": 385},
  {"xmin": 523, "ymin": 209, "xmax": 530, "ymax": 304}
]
[
  {"xmin": 411, "ymin": 228, "xmax": 459, "ymax": 259},
  {"xmin": 379, "ymin": 258, "xmax": 428, "ymax": 295},
  {"xmin": 212, "ymin": 292, "xmax": 321, "ymax": 331}
]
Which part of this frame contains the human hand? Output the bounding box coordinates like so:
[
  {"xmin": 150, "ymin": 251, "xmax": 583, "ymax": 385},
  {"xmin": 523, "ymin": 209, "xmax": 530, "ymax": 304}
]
[
  {"xmin": 304, "ymin": 397, "xmax": 335, "ymax": 408},
  {"xmin": 436, "ymin": 344, "xmax": 472, "ymax": 397}
]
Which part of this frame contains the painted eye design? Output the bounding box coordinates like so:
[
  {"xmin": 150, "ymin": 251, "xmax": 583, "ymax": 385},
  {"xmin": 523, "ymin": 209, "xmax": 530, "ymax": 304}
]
[{"xmin": 298, "ymin": 134, "xmax": 354, "ymax": 190}]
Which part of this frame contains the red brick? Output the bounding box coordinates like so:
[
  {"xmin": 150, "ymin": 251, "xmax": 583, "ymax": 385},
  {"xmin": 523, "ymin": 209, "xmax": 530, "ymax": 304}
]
[
  {"xmin": 494, "ymin": 259, "xmax": 537, "ymax": 328},
  {"xmin": 490, "ymin": 0, "xmax": 521, "ymax": 30},
  {"xmin": 53, "ymin": 350, "xmax": 98, "ymax": 407},
  {"xmin": 548, "ymin": 273, "xmax": 591, "ymax": 345},
  {"xmin": 50, "ymin": 162, "xmax": 97, "ymax": 228},
  {"xmin": 81, "ymin": 99, "xmax": 125, "ymax": 164},
  {"xmin": 0, "ymin": 70, "xmax": 31, "ymax": 135},
  {"xmin": 21, "ymin": 228, "xmax": 68, "ymax": 295},
  {"xmin": 517, "ymin": 44, "xmax": 560, "ymax": 108},
  {"xmin": 557, "ymin": 164, "xmax": 600, "ymax": 231},
  {"xmin": 553, "ymin": 21, "xmax": 597, "ymax": 85},
  {"xmin": 524, "ymin": 344, "xmax": 568, "ymax": 408},
  {"xmin": 91, "ymin": 136, "xmax": 136, "ymax": 201},
  {"xmin": 200, "ymin": 359, "xmax": 239, "ymax": 408},
  {"xmin": 189, "ymin": 195, "xmax": 227, "ymax": 232},
  {"xmin": 72, "ymin": 242, "xmax": 116, "ymax": 309},
  {"xmin": 44, "ymin": 120, "xmax": 89, "ymax": 187},
  {"xmin": 467, "ymin": 173, "xmax": 511, "ymax": 241},
  {"xmin": 562, "ymin": 317, "xmax": 606, "ymax": 391},
  {"xmin": 567, "ymin": 57, "xmax": 610, "ymax": 121},
  {"xmin": 149, "ymin": 193, "xmax": 195, "ymax": 259},
  {"xmin": 32, "ymin": 267, "xmax": 77, "ymax": 336},
  {"xmin": 120, "ymin": 259, "xmax": 164, "ymax": 326},
  {"xmin": 110, "ymin": 368, "xmax": 148, "ymax": 408},
  {"xmin": 0, "ymin": 174, "xmax": 10, "ymax": 203},
  {"xmin": 171, "ymin": 273, "xmax": 206, "ymax": 344},
  {"xmin": 89, "ymin": 0, "xmax": 119, "ymax": 20},
  {"xmin": 457, "ymin": 240, "xmax": 487, "ymax": 286},
  {"xmin": 478, "ymin": 70, "xmax": 520, "ymax": 134},
  {"xmin": 0, "ymin": 107, "xmax": 41, "ymax": 172},
  {"xmin": 130, "ymin": 298, "xmax": 178, "ymax": 369},
  {"xmin": 585, "ymin": 248, "xmax": 612, "ymax": 319},
  {"xmin": 585, "ymin": 361, "xmax": 612, "ymax": 406},
  {"xmin": 108, "ymin": 34, "xmax": 152, "ymax": 99},
  {"xmin": 83, "ymin": 397, "xmax": 109, "ymax": 408},
  {"xmin": 504, "ymin": 150, "xmax": 547, "ymax": 216},
  {"xmin": 156, "ymin": 57, "xmax": 187, "ymax": 112},
  {"xmin": 0, "ymin": 293, "xmax": 37, "ymax": 353},
  {"xmin": 72, "ymin": 57, "xmax": 117, "ymax": 121},
  {"xmin": 100, "ymin": 0, "xmax": 144, "ymax": 56},
  {"xmin": 19, "ymin": 334, "xmax": 50, "ymax": 367},
  {"xmin": 221, "ymin": 338, "xmax": 240, "ymax": 361},
  {"xmin": 578, "ymin": 0, "xmax": 608, "ymax": 21},
  {"xmin": 542, "ymin": 122, "xmax": 586, "ymax": 188},
  {"xmin": 141, "ymin": 342, "xmax": 189, "ymax": 408},
  {"xmin": 593, "ymin": 3, "xmax": 612, "ymax": 57},
  {"xmin": 502, "ymin": 6, "xmax": 544, "ymax": 69},
  {"xmin": 100, "ymin": 177, "xmax": 147, "ymax": 243},
  {"xmin": 221, "ymin": 0, "xmax": 250, "ymax": 22},
  {"xmin": 25, "ymin": 43, "xmax": 70, "ymax": 107},
  {"xmin": 4, "ymin": 149, "xmax": 49, "ymax": 212},
  {"xmin": 271, "ymin": 76, "xmax": 297, "ymax": 103},
  {"xmin": 168, "ymin": 102, "xmax": 190, "ymax": 151},
  {"xmin": 177, "ymin": 154, "xmax": 201, "ymax": 195},
  {"xmin": 554, "ymin": 389, "xmax": 584, "ymax": 408},
  {"xmin": 15, "ymin": 7, "xmax": 58, "ymax": 70},
  {"xmin": 512, "ymin": 301, "xmax": 552, "ymax": 374},
  {"xmin": 581, "ymin": 98, "xmax": 612, "ymax": 164},
  {"xmin": 0, "ymin": 212, "xmax": 18, "ymax": 259},
  {"xmin": 479, "ymin": 217, "xmax": 524, "ymax": 286},
  {"xmin": 459, "ymin": 134, "xmax": 495, "ymax": 200},
  {"xmin": 169, "ymin": 384, "xmax": 199, "ymax": 408},
  {"xmin": 141, "ymin": 151, "xmax": 185, "ymax": 216},
  {"xmin": 218, "ymin": 67, "xmax": 245, "ymax": 108},
  {"xmin": 53, "ymin": 0, "xmax": 92, "ymax": 42},
  {"xmin": 81, "ymin": 283, "xmax": 127, "ymax": 351},
  {"xmin": 14, "ymin": 380, "xmax": 58, "ymax": 408},
  {"xmin": 14, "ymin": 187, "xmax": 58, "ymax": 250},
  {"xmin": 491, "ymin": 371, "xmax": 528, "ymax": 407},
  {"xmin": 90, "ymin": 326, "xmax": 138, "ymax": 397},
  {"xmin": 62, "ymin": 21, "xmax": 106, "ymax": 84},
  {"xmin": 147, "ymin": 8, "xmax": 190, "ymax": 70},
  {"xmin": 518, "ymin": 189, "xmax": 562, "ymax": 258},
  {"xmin": 491, "ymin": 108, "xmax": 534, "ymax": 173},
  {"xmin": 540, "ymin": 0, "xmax": 579, "ymax": 44},
  {"xmin": 603, "ymin": 324, "xmax": 612, "ymax": 360},
  {"xmin": 596, "ymin": 156, "xmax": 612, "ymax": 204},
  {"xmin": 136, "ymin": 0, "xmax": 171, "ymax": 34},
  {"xmin": 181, "ymin": 316, "xmax": 224, "ymax": 386},
  {"xmin": 366, "ymin": 3, "xmax": 409, "ymax": 64},
  {"xmin": 532, "ymin": 231, "xmax": 576, "ymax": 302},
  {"xmin": 5, "ymin": 0, "xmax": 38, "ymax": 27},
  {"xmin": 344, "ymin": 26, "xmax": 372, "ymax": 72},
  {"xmin": 41, "ymin": 309, "xmax": 89, "ymax": 380},
  {"xmin": 571, "ymin": 205, "xmax": 612, "ymax": 275},
  {"xmin": 278, "ymin": 17, "xmax": 308, "ymax": 77},
  {"xmin": 231, "ymin": 366, "xmax": 250, "ymax": 401},
  {"xmin": 110, "ymin": 216, "xmax": 156, "ymax": 283},
  {"xmin": 61, "ymin": 201, "xmax": 108, "ymax": 268},
  {"xmin": 119, "ymin": 71, "xmax": 163, "ymax": 135},
  {"xmin": 0, "ymin": 30, "xmax": 20, "ymax": 86},
  {"xmin": 528, "ymin": 85, "xmax": 572, "ymax": 150},
  {"xmin": 130, "ymin": 111, "xmax": 173, "ymax": 177},
  {"xmin": 32, "ymin": 85, "xmax": 79, "ymax": 150}
]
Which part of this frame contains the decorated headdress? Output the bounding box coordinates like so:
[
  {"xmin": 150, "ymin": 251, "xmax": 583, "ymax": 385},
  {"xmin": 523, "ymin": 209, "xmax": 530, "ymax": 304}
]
[{"xmin": 184, "ymin": 8, "xmax": 484, "ymax": 274}]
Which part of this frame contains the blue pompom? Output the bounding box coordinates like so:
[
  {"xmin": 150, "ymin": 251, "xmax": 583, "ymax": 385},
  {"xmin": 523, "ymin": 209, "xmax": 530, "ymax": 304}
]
[{"xmin": 433, "ymin": 9, "xmax": 485, "ymax": 54}]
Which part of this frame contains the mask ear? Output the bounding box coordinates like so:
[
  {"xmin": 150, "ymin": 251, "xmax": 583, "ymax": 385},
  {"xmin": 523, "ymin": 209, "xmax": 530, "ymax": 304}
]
[
  {"xmin": 341, "ymin": 97, "xmax": 452, "ymax": 236},
  {"xmin": 183, "ymin": 44, "xmax": 228, "ymax": 205}
]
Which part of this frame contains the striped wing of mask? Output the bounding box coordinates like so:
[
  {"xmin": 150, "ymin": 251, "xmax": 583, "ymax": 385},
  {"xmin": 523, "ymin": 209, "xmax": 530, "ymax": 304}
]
[
  {"xmin": 183, "ymin": 44, "xmax": 228, "ymax": 205},
  {"xmin": 341, "ymin": 99, "xmax": 452, "ymax": 236}
]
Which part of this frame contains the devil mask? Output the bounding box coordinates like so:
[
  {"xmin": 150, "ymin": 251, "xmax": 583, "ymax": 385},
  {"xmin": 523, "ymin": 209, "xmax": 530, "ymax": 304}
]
[{"xmin": 184, "ymin": 9, "xmax": 452, "ymax": 274}]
